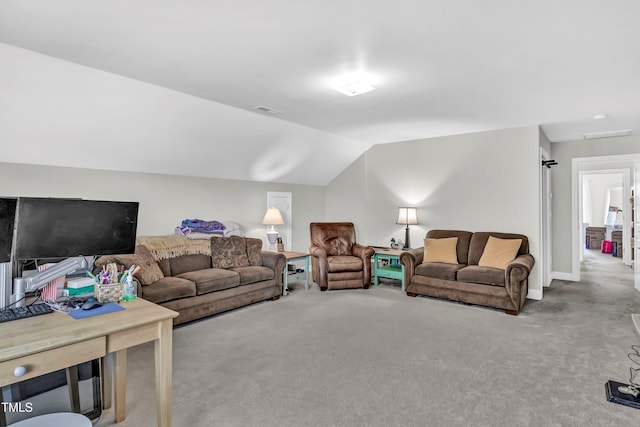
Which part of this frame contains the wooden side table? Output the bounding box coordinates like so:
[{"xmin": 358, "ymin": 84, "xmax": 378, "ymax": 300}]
[
  {"xmin": 372, "ymin": 247, "xmax": 405, "ymax": 291},
  {"xmin": 280, "ymin": 251, "xmax": 310, "ymax": 296}
]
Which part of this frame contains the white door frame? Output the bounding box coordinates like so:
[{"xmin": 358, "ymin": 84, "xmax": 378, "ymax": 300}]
[
  {"xmin": 635, "ymin": 161, "xmax": 640, "ymax": 292},
  {"xmin": 266, "ymin": 191, "xmax": 292, "ymax": 251},
  {"xmin": 571, "ymin": 154, "xmax": 640, "ymax": 282},
  {"xmin": 579, "ymin": 170, "xmax": 630, "ymax": 265},
  {"xmin": 540, "ymin": 147, "xmax": 552, "ymax": 288}
]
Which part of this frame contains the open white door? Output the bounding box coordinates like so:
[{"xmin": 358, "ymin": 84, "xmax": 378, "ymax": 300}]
[
  {"xmin": 267, "ymin": 191, "xmax": 292, "ymax": 251},
  {"xmin": 635, "ymin": 162, "xmax": 640, "ymax": 292}
]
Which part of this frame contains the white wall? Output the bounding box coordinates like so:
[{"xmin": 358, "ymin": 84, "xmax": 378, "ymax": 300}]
[
  {"xmin": 324, "ymin": 153, "xmax": 369, "ymax": 240},
  {"xmin": 0, "ymin": 162, "xmax": 324, "ymax": 253},
  {"xmin": 325, "ymin": 126, "xmax": 543, "ymax": 298},
  {"xmin": 550, "ymin": 135, "xmax": 640, "ymax": 273}
]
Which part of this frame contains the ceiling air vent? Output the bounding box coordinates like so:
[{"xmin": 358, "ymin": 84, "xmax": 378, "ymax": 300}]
[
  {"xmin": 583, "ymin": 129, "xmax": 632, "ymax": 140},
  {"xmin": 253, "ymin": 106, "xmax": 283, "ymax": 116}
]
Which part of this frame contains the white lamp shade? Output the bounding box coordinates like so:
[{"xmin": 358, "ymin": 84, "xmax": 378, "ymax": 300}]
[
  {"xmin": 262, "ymin": 207, "xmax": 284, "ymax": 226},
  {"xmin": 396, "ymin": 207, "xmax": 418, "ymax": 225}
]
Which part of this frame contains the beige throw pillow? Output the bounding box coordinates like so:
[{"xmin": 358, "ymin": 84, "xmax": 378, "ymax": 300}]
[
  {"xmin": 478, "ymin": 236, "xmax": 522, "ymax": 269},
  {"xmin": 423, "ymin": 237, "xmax": 458, "ymax": 264}
]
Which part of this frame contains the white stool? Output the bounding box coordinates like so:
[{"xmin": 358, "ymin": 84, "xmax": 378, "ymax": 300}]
[{"xmin": 10, "ymin": 412, "xmax": 91, "ymax": 427}]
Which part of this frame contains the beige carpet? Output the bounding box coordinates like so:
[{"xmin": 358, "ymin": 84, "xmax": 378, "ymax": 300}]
[{"xmin": 96, "ymin": 251, "xmax": 640, "ymax": 426}]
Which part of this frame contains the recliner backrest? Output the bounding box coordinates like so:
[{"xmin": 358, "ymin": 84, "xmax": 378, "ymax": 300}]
[{"xmin": 310, "ymin": 222, "xmax": 357, "ymax": 256}]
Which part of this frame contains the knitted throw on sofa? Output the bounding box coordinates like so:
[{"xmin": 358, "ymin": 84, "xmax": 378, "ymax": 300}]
[{"xmin": 136, "ymin": 235, "xmax": 212, "ymax": 260}]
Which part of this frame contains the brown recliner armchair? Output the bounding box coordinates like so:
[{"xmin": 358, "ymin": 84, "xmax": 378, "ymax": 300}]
[{"xmin": 309, "ymin": 222, "xmax": 375, "ymax": 291}]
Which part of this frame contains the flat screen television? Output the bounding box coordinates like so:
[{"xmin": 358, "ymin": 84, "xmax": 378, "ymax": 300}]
[
  {"xmin": 13, "ymin": 198, "xmax": 139, "ymax": 260},
  {"xmin": 0, "ymin": 198, "xmax": 17, "ymax": 263}
]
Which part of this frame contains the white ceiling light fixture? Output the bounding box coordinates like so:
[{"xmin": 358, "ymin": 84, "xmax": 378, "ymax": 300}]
[
  {"xmin": 331, "ymin": 72, "xmax": 377, "ymax": 97},
  {"xmin": 334, "ymin": 79, "xmax": 376, "ymax": 97},
  {"xmin": 593, "ymin": 114, "xmax": 608, "ymax": 120},
  {"xmin": 583, "ymin": 129, "xmax": 632, "ymax": 140}
]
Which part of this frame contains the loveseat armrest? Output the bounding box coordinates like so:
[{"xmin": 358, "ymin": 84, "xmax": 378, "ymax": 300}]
[
  {"xmin": 505, "ymin": 254, "xmax": 535, "ymax": 282},
  {"xmin": 504, "ymin": 254, "xmax": 535, "ymax": 311},
  {"xmin": 262, "ymin": 251, "xmax": 287, "ymax": 291},
  {"xmin": 352, "ymin": 243, "xmax": 375, "ymax": 259},
  {"xmin": 400, "ymin": 248, "xmax": 424, "ymax": 284}
]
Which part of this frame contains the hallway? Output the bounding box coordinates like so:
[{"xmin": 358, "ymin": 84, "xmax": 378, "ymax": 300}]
[{"xmin": 582, "ymin": 248, "xmax": 634, "ymax": 289}]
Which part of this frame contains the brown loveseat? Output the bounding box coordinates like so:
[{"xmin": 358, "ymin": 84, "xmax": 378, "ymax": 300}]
[
  {"xmin": 95, "ymin": 235, "xmax": 285, "ymax": 325},
  {"xmin": 400, "ymin": 230, "xmax": 534, "ymax": 315},
  {"xmin": 309, "ymin": 222, "xmax": 375, "ymax": 291}
]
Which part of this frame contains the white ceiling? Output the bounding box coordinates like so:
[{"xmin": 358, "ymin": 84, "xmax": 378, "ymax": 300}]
[{"xmin": 1, "ymin": 0, "xmax": 639, "ymax": 184}]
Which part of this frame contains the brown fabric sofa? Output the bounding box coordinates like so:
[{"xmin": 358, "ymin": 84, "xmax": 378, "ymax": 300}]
[
  {"xmin": 309, "ymin": 222, "xmax": 375, "ymax": 291},
  {"xmin": 95, "ymin": 235, "xmax": 285, "ymax": 325},
  {"xmin": 400, "ymin": 230, "xmax": 534, "ymax": 315}
]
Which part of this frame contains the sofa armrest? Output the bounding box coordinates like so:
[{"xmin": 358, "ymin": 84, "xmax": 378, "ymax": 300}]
[
  {"xmin": 400, "ymin": 247, "xmax": 424, "ymax": 284},
  {"xmin": 262, "ymin": 251, "xmax": 286, "ymax": 291}
]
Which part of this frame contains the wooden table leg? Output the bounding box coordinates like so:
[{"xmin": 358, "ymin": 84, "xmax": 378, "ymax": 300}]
[
  {"xmin": 113, "ymin": 348, "xmax": 127, "ymax": 423},
  {"xmin": 155, "ymin": 318, "xmax": 173, "ymax": 427},
  {"xmin": 101, "ymin": 355, "xmax": 113, "ymax": 410},
  {"xmin": 65, "ymin": 365, "xmax": 81, "ymax": 413}
]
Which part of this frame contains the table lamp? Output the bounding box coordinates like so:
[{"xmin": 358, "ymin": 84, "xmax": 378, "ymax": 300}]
[
  {"xmin": 396, "ymin": 207, "xmax": 418, "ymax": 250},
  {"xmin": 262, "ymin": 207, "xmax": 284, "ymax": 250}
]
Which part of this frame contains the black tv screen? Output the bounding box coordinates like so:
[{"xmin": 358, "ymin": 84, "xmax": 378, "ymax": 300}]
[
  {"xmin": 14, "ymin": 198, "xmax": 139, "ymax": 260},
  {"xmin": 0, "ymin": 198, "xmax": 17, "ymax": 263}
]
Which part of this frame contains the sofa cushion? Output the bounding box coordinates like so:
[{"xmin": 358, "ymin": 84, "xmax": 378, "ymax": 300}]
[
  {"xmin": 229, "ymin": 266, "xmax": 274, "ymax": 286},
  {"xmin": 211, "ymin": 236, "xmax": 250, "ymax": 268},
  {"xmin": 176, "ymin": 268, "xmax": 240, "ymax": 295},
  {"xmin": 457, "ymin": 265, "xmax": 506, "ymax": 287},
  {"xmin": 423, "ymin": 237, "xmax": 458, "ymax": 264},
  {"xmin": 141, "ymin": 277, "xmax": 196, "ymax": 304},
  {"xmin": 157, "ymin": 258, "xmax": 171, "ymax": 277},
  {"xmin": 246, "ymin": 238, "xmax": 263, "ymax": 266},
  {"xmin": 478, "ymin": 236, "xmax": 522, "ymax": 269},
  {"xmin": 169, "ymin": 254, "xmax": 212, "ymax": 276},
  {"xmin": 415, "ymin": 262, "xmax": 466, "ymax": 281},
  {"xmin": 327, "ymin": 255, "xmax": 363, "ymax": 272}
]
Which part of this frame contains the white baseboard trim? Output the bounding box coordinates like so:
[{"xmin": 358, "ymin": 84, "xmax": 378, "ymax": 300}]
[
  {"xmin": 527, "ymin": 289, "xmax": 543, "ymax": 300},
  {"xmin": 551, "ymin": 271, "xmax": 580, "ymax": 282}
]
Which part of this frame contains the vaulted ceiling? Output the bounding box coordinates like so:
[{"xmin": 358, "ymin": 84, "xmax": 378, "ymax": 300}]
[{"xmin": 1, "ymin": 1, "xmax": 639, "ymax": 185}]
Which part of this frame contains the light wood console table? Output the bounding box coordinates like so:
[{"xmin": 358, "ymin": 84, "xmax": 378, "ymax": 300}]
[{"xmin": 0, "ymin": 298, "xmax": 178, "ymax": 426}]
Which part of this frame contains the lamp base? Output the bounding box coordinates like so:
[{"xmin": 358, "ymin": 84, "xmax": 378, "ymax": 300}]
[
  {"xmin": 404, "ymin": 226, "xmax": 411, "ymax": 250},
  {"xmin": 267, "ymin": 230, "xmax": 278, "ymax": 251}
]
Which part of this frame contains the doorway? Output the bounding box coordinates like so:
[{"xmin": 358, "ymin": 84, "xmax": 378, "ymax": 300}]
[
  {"xmin": 571, "ymin": 154, "xmax": 639, "ymax": 291},
  {"xmin": 266, "ymin": 191, "xmax": 292, "ymax": 252}
]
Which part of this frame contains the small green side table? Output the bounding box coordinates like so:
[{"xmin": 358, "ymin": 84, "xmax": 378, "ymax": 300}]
[{"xmin": 372, "ymin": 248, "xmax": 405, "ymax": 291}]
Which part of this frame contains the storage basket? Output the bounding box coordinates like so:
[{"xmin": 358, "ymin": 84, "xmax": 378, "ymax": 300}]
[{"xmin": 94, "ymin": 282, "xmax": 123, "ymax": 303}]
